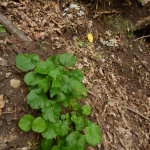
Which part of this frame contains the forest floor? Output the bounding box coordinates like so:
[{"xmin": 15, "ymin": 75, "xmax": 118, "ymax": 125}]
[{"xmin": 0, "ymin": 0, "xmax": 150, "ymax": 149}]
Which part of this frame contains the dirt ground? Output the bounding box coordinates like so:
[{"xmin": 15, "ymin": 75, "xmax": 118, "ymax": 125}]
[{"xmin": 0, "ymin": 0, "xmax": 150, "ymax": 149}]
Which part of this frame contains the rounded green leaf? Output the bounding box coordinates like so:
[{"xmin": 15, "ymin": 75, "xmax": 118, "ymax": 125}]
[
  {"xmin": 69, "ymin": 78, "xmax": 87, "ymax": 99},
  {"xmin": 57, "ymin": 91, "xmax": 66, "ymax": 102},
  {"xmin": 0, "ymin": 27, "xmax": 6, "ymax": 32},
  {"xmin": 58, "ymin": 121, "xmax": 69, "ymax": 137},
  {"xmin": 71, "ymin": 116, "xmax": 84, "ymax": 131},
  {"xmin": 85, "ymin": 123, "xmax": 101, "ymax": 146},
  {"xmin": 32, "ymin": 117, "xmax": 47, "ymax": 133},
  {"xmin": 82, "ymin": 105, "xmax": 91, "ymax": 115},
  {"xmin": 49, "ymin": 69, "xmax": 61, "ymax": 79},
  {"xmin": 66, "ymin": 131, "xmax": 86, "ymax": 150},
  {"xmin": 68, "ymin": 69, "xmax": 84, "ymax": 82},
  {"xmin": 85, "ymin": 119, "xmax": 92, "ymax": 127},
  {"xmin": 52, "ymin": 79, "xmax": 61, "ymax": 88},
  {"xmin": 38, "ymin": 75, "xmax": 51, "ymax": 93},
  {"xmin": 27, "ymin": 85, "xmax": 39, "ymax": 91},
  {"xmin": 62, "ymin": 94, "xmax": 73, "ymax": 108},
  {"xmin": 70, "ymin": 111, "xmax": 76, "ymax": 116},
  {"xmin": 41, "ymin": 138, "xmax": 53, "ymax": 150},
  {"xmin": 60, "ymin": 75, "xmax": 73, "ymax": 94},
  {"xmin": 59, "ymin": 53, "xmax": 77, "ymax": 67},
  {"xmin": 51, "ymin": 145, "xmax": 70, "ymax": 150},
  {"xmin": 42, "ymin": 100, "xmax": 61, "ymax": 122},
  {"xmin": 42, "ymin": 122, "xmax": 60, "ymax": 139},
  {"xmin": 24, "ymin": 72, "xmax": 45, "ymax": 85},
  {"xmin": 27, "ymin": 88, "xmax": 47, "ymax": 109},
  {"xmin": 15, "ymin": 54, "xmax": 39, "ymax": 71},
  {"xmin": 50, "ymin": 87, "xmax": 59, "ymax": 98},
  {"xmin": 34, "ymin": 61, "xmax": 54, "ymax": 74},
  {"xmin": 18, "ymin": 114, "xmax": 34, "ymax": 131},
  {"xmin": 61, "ymin": 114, "xmax": 66, "ymax": 120}
]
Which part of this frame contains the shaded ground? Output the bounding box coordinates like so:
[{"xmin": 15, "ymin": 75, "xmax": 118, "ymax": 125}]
[{"xmin": 0, "ymin": 0, "xmax": 150, "ymax": 149}]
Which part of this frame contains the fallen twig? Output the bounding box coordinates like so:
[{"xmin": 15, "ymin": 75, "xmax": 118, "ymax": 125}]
[
  {"xmin": 95, "ymin": 113, "xmax": 107, "ymax": 150},
  {"xmin": 114, "ymin": 129, "xmax": 128, "ymax": 150},
  {"xmin": 87, "ymin": 90, "xmax": 97, "ymax": 97},
  {"xmin": 122, "ymin": 106, "xmax": 150, "ymax": 122},
  {"xmin": 135, "ymin": 35, "xmax": 150, "ymax": 41},
  {"xmin": 101, "ymin": 104, "xmax": 108, "ymax": 118},
  {"xmin": 0, "ymin": 13, "xmax": 30, "ymax": 45},
  {"xmin": 133, "ymin": 52, "xmax": 150, "ymax": 72},
  {"xmin": 2, "ymin": 112, "xmax": 13, "ymax": 114}
]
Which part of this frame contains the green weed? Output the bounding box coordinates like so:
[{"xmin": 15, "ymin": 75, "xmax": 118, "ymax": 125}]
[
  {"xmin": 15, "ymin": 53, "xmax": 101, "ymax": 150},
  {"xmin": 0, "ymin": 24, "xmax": 6, "ymax": 32}
]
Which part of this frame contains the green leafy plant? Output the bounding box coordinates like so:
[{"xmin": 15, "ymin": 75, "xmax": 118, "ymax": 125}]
[
  {"xmin": 11, "ymin": 43, "xmax": 15, "ymax": 46},
  {"xmin": 82, "ymin": 42, "xmax": 86, "ymax": 47},
  {"xmin": 0, "ymin": 24, "xmax": 6, "ymax": 32},
  {"xmin": 130, "ymin": 47, "xmax": 133, "ymax": 51},
  {"xmin": 86, "ymin": 69, "xmax": 90, "ymax": 72},
  {"xmin": 16, "ymin": 53, "xmax": 101, "ymax": 150},
  {"xmin": 37, "ymin": 41, "xmax": 45, "ymax": 50},
  {"xmin": 108, "ymin": 14, "xmax": 136, "ymax": 38},
  {"xmin": 105, "ymin": 100, "xmax": 109, "ymax": 103}
]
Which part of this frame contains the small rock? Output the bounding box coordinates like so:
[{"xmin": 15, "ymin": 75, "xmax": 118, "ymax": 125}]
[
  {"xmin": 10, "ymin": 79, "xmax": 20, "ymax": 88},
  {"xmin": 73, "ymin": 36, "xmax": 78, "ymax": 41},
  {"xmin": 5, "ymin": 99, "xmax": 9, "ymax": 103},
  {"xmin": 5, "ymin": 72, "xmax": 12, "ymax": 78},
  {"xmin": 101, "ymin": 58, "xmax": 105, "ymax": 62},
  {"xmin": 0, "ymin": 57, "xmax": 7, "ymax": 66},
  {"xmin": 16, "ymin": 107, "xmax": 23, "ymax": 114},
  {"xmin": 11, "ymin": 126, "xmax": 16, "ymax": 134},
  {"xmin": 6, "ymin": 107, "xmax": 11, "ymax": 112}
]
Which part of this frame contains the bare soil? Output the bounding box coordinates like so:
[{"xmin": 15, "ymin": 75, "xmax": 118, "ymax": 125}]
[{"xmin": 0, "ymin": 0, "xmax": 150, "ymax": 149}]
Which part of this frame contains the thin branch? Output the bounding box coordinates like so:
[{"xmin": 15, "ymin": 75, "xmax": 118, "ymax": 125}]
[
  {"xmin": 135, "ymin": 35, "xmax": 150, "ymax": 41},
  {"xmin": 0, "ymin": 13, "xmax": 30, "ymax": 45},
  {"xmin": 95, "ymin": 113, "xmax": 107, "ymax": 150},
  {"xmin": 2, "ymin": 112, "xmax": 13, "ymax": 114},
  {"xmin": 122, "ymin": 106, "xmax": 150, "ymax": 122}
]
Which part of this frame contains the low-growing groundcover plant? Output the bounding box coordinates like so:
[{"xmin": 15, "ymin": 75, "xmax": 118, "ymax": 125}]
[
  {"xmin": 0, "ymin": 24, "xmax": 6, "ymax": 32},
  {"xmin": 15, "ymin": 53, "xmax": 101, "ymax": 150}
]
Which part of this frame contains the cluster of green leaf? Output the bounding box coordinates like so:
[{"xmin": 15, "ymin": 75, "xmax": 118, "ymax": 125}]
[
  {"xmin": 0, "ymin": 24, "xmax": 6, "ymax": 32},
  {"xmin": 16, "ymin": 53, "xmax": 101, "ymax": 150},
  {"xmin": 37, "ymin": 41, "xmax": 45, "ymax": 50},
  {"xmin": 108, "ymin": 14, "xmax": 136, "ymax": 38}
]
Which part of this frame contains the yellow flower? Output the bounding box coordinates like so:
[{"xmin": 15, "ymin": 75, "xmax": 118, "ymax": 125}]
[{"xmin": 87, "ymin": 33, "xmax": 93, "ymax": 43}]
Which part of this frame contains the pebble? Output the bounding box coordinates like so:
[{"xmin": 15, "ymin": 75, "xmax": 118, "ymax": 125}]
[
  {"xmin": 5, "ymin": 72, "xmax": 12, "ymax": 78},
  {"xmin": 10, "ymin": 79, "xmax": 20, "ymax": 88}
]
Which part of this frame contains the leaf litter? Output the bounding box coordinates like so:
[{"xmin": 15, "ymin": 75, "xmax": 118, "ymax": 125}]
[{"xmin": 0, "ymin": 0, "xmax": 150, "ymax": 149}]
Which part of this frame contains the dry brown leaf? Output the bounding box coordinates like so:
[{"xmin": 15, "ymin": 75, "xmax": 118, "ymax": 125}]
[
  {"xmin": 19, "ymin": 0, "xmax": 26, "ymax": 6},
  {"xmin": 6, "ymin": 37, "xmax": 13, "ymax": 45},
  {"xmin": 0, "ymin": 94, "xmax": 5, "ymax": 109}
]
